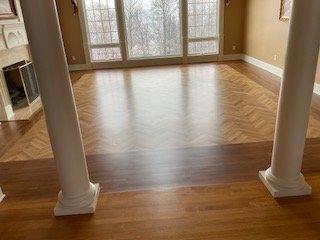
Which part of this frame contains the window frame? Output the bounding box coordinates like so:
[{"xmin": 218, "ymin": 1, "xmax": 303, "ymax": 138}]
[
  {"xmin": 82, "ymin": 0, "xmax": 123, "ymax": 62},
  {"xmin": 186, "ymin": 0, "xmax": 220, "ymax": 56},
  {"xmin": 78, "ymin": 0, "xmax": 223, "ymax": 69},
  {"xmin": 122, "ymin": 0, "xmax": 183, "ymax": 60}
]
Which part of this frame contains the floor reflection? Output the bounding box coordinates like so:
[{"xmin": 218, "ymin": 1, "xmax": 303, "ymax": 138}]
[{"xmin": 2, "ymin": 63, "xmax": 320, "ymax": 161}]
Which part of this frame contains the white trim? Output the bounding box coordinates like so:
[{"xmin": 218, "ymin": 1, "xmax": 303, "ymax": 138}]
[
  {"xmin": 259, "ymin": 170, "xmax": 311, "ymax": 198},
  {"xmin": 2, "ymin": 23, "xmax": 28, "ymax": 49},
  {"xmin": 222, "ymin": 54, "xmax": 243, "ymax": 61},
  {"xmin": 0, "ymin": 187, "xmax": 4, "ymax": 203},
  {"xmin": 242, "ymin": 54, "xmax": 283, "ymax": 77},
  {"xmin": 68, "ymin": 64, "xmax": 91, "ymax": 71},
  {"xmin": 54, "ymin": 183, "xmax": 100, "ymax": 216},
  {"xmin": 218, "ymin": 0, "xmax": 224, "ymax": 60},
  {"xmin": 4, "ymin": 105, "xmax": 14, "ymax": 119},
  {"xmin": 0, "ymin": 0, "xmax": 24, "ymax": 26},
  {"xmin": 242, "ymin": 54, "xmax": 320, "ymax": 96},
  {"xmin": 313, "ymin": 83, "xmax": 320, "ymax": 95}
]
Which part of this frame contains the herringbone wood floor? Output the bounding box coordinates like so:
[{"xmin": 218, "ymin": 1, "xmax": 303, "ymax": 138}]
[{"xmin": 2, "ymin": 62, "xmax": 320, "ymax": 162}]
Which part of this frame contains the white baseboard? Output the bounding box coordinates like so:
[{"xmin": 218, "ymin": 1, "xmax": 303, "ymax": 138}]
[
  {"xmin": 69, "ymin": 55, "xmax": 244, "ymax": 70},
  {"xmin": 221, "ymin": 54, "xmax": 243, "ymax": 61},
  {"xmin": 68, "ymin": 64, "xmax": 91, "ymax": 71},
  {"xmin": 241, "ymin": 54, "xmax": 320, "ymax": 96},
  {"xmin": 242, "ymin": 54, "xmax": 283, "ymax": 77}
]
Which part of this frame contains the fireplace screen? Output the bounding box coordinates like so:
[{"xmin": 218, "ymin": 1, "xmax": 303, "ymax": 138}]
[{"xmin": 3, "ymin": 60, "xmax": 39, "ymax": 108}]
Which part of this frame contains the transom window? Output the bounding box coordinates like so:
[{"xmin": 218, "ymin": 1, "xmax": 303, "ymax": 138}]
[{"xmin": 82, "ymin": 0, "xmax": 220, "ymax": 63}]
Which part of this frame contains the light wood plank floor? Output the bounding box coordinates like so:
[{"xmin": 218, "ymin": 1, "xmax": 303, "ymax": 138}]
[{"xmin": 2, "ymin": 62, "xmax": 320, "ymax": 162}]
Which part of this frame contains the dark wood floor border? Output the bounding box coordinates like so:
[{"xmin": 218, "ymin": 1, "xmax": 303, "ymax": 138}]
[{"xmin": 1, "ymin": 138, "xmax": 320, "ymax": 202}]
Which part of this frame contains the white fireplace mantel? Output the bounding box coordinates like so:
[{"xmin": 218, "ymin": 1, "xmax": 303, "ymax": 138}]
[
  {"xmin": 1, "ymin": 24, "xmax": 29, "ymax": 49},
  {"xmin": 0, "ymin": 1, "xmax": 41, "ymax": 121},
  {"xmin": 0, "ymin": 23, "xmax": 30, "ymax": 120}
]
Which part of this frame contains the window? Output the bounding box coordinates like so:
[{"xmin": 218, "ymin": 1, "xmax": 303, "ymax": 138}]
[
  {"xmin": 123, "ymin": 0, "xmax": 181, "ymax": 59},
  {"xmin": 187, "ymin": 0, "xmax": 219, "ymax": 55},
  {"xmin": 82, "ymin": 0, "xmax": 220, "ymax": 64},
  {"xmin": 84, "ymin": 0, "xmax": 122, "ymax": 61}
]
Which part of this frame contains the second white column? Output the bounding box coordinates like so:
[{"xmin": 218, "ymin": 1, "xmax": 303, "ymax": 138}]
[{"xmin": 260, "ymin": 0, "xmax": 320, "ymax": 197}]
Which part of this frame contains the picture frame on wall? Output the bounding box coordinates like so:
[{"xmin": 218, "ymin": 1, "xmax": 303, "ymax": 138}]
[
  {"xmin": 280, "ymin": 0, "xmax": 292, "ymax": 21},
  {"xmin": 0, "ymin": 0, "xmax": 17, "ymax": 19}
]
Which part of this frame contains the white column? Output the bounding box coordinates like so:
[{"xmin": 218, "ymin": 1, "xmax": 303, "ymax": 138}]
[
  {"xmin": 259, "ymin": 0, "xmax": 320, "ymax": 197},
  {"xmin": 20, "ymin": 0, "xmax": 100, "ymax": 216},
  {"xmin": 0, "ymin": 187, "xmax": 4, "ymax": 202}
]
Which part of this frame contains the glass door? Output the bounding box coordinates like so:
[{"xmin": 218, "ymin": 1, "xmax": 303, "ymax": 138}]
[
  {"xmin": 81, "ymin": 0, "xmax": 221, "ymax": 65},
  {"xmin": 123, "ymin": 0, "xmax": 182, "ymax": 59}
]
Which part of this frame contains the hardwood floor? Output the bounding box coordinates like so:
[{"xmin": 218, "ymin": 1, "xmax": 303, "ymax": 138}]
[
  {"xmin": 1, "ymin": 61, "xmax": 320, "ymax": 239},
  {"xmin": 3, "ymin": 183, "xmax": 320, "ymax": 240},
  {"xmin": 228, "ymin": 61, "xmax": 320, "ymax": 121},
  {"xmin": 0, "ymin": 71, "xmax": 86, "ymax": 160},
  {"xmin": 2, "ymin": 138, "xmax": 320, "ymax": 199},
  {"xmin": 0, "ymin": 110, "xmax": 42, "ymax": 159},
  {"xmin": 2, "ymin": 62, "xmax": 320, "ymax": 162},
  {"xmin": 1, "ymin": 139, "xmax": 320, "ymax": 239}
]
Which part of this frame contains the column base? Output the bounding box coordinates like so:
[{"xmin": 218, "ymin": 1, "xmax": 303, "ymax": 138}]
[
  {"xmin": 0, "ymin": 187, "xmax": 5, "ymax": 202},
  {"xmin": 259, "ymin": 170, "xmax": 311, "ymax": 198},
  {"xmin": 54, "ymin": 183, "xmax": 100, "ymax": 216}
]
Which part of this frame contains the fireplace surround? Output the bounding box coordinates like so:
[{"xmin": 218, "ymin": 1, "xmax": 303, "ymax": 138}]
[
  {"xmin": 0, "ymin": 46, "xmax": 42, "ymax": 121},
  {"xmin": 0, "ymin": 0, "xmax": 42, "ymax": 121}
]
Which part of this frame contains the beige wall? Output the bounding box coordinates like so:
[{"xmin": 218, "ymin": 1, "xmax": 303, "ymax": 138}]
[
  {"xmin": 244, "ymin": 0, "xmax": 289, "ymax": 68},
  {"xmin": 56, "ymin": 0, "xmax": 86, "ymax": 65},
  {"xmin": 244, "ymin": 0, "xmax": 320, "ymax": 84},
  {"xmin": 224, "ymin": 0, "xmax": 246, "ymax": 54}
]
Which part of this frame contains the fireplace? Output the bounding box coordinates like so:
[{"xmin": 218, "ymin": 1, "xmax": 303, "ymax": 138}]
[{"xmin": 3, "ymin": 60, "xmax": 39, "ymax": 109}]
